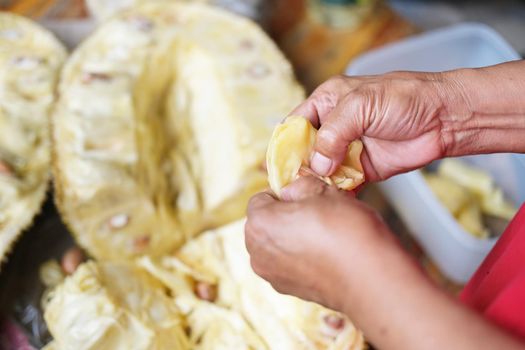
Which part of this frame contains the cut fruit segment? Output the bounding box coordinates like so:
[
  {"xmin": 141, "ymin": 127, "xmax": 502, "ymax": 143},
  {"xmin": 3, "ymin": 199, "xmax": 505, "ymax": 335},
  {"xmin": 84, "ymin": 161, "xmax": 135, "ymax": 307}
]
[
  {"xmin": 43, "ymin": 261, "xmax": 189, "ymax": 350},
  {"xmin": 267, "ymin": 116, "xmax": 364, "ymax": 197},
  {"xmin": 0, "ymin": 13, "xmax": 67, "ymax": 264}
]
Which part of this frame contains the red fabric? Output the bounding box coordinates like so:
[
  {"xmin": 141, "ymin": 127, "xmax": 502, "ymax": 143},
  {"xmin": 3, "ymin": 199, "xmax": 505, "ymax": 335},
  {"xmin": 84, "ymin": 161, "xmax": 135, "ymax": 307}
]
[{"xmin": 460, "ymin": 203, "xmax": 525, "ymax": 339}]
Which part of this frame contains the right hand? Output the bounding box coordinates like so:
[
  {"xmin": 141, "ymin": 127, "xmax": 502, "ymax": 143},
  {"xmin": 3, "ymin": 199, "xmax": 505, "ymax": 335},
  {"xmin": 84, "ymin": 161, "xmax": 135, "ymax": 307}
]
[{"xmin": 290, "ymin": 72, "xmax": 459, "ymax": 181}]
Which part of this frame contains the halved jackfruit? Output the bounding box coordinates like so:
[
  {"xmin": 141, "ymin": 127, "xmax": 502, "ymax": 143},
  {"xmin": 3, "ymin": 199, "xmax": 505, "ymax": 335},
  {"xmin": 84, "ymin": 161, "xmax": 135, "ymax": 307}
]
[
  {"xmin": 52, "ymin": 3, "xmax": 304, "ymax": 260},
  {"xmin": 267, "ymin": 116, "xmax": 364, "ymax": 197},
  {"xmin": 0, "ymin": 13, "xmax": 66, "ymax": 264},
  {"xmin": 43, "ymin": 219, "xmax": 365, "ymax": 349},
  {"xmin": 43, "ymin": 261, "xmax": 189, "ymax": 350}
]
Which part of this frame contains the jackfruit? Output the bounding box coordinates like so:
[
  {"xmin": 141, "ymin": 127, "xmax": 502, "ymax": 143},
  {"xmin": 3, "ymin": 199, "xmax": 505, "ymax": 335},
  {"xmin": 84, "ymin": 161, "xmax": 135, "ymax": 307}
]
[
  {"xmin": 0, "ymin": 13, "xmax": 66, "ymax": 263},
  {"xmin": 425, "ymin": 159, "xmax": 517, "ymax": 239},
  {"xmin": 140, "ymin": 220, "xmax": 366, "ymax": 350},
  {"xmin": 52, "ymin": 3, "xmax": 304, "ymax": 260},
  {"xmin": 43, "ymin": 261, "xmax": 189, "ymax": 350},
  {"xmin": 267, "ymin": 116, "xmax": 364, "ymax": 197}
]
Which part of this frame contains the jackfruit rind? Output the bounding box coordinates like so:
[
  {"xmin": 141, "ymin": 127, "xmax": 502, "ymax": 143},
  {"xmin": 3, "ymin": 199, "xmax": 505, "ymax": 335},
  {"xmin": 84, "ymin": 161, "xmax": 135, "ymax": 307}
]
[
  {"xmin": 0, "ymin": 13, "xmax": 67, "ymax": 264},
  {"xmin": 43, "ymin": 260, "xmax": 189, "ymax": 350},
  {"xmin": 267, "ymin": 116, "xmax": 364, "ymax": 197},
  {"xmin": 52, "ymin": 3, "xmax": 304, "ymax": 260}
]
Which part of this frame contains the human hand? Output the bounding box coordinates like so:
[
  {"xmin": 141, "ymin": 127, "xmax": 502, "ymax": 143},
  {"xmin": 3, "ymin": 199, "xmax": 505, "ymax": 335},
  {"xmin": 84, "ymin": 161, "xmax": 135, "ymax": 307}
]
[
  {"xmin": 290, "ymin": 72, "xmax": 453, "ymax": 181},
  {"xmin": 245, "ymin": 176, "xmax": 417, "ymax": 313},
  {"xmin": 246, "ymin": 177, "xmax": 525, "ymax": 350}
]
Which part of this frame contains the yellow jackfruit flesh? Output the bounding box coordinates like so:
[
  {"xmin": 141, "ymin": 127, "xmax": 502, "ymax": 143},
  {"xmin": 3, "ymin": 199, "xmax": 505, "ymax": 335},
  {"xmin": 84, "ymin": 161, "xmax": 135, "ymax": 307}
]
[
  {"xmin": 52, "ymin": 3, "xmax": 304, "ymax": 260},
  {"xmin": 438, "ymin": 158, "xmax": 517, "ymax": 220},
  {"xmin": 43, "ymin": 221, "xmax": 365, "ymax": 349},
  {"xmin": 424, "ymin": 174, "xmax": 472, "ymax": 216},
  {"xmin": 43, "ymin": 261, "xmax": 189, "ymax": 350},
  {"xmin": 0, "ymin": 13, "xmax": 66, "ymax": 263},
  {"xmin": 267, "ymin": 116, "xmax": 364, "ymax": 197},
  {"xmin": 139, "ymin": 220, "xmax": 366, "ymax": 350},
  {"xmin": 425, "ymin": 159, "xmax": 517, "ymax": 239}
]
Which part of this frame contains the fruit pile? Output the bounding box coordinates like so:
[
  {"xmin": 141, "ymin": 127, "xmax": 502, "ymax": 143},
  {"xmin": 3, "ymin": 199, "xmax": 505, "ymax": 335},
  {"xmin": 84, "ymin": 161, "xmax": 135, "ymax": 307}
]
[{"xmin": 0, "ymin": 4, "xmax": 365, "ymax": 349}]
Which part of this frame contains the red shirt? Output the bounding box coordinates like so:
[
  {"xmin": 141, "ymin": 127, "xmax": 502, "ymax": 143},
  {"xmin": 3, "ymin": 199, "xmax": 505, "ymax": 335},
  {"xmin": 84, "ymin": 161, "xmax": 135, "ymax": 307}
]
[{"xmin": 461, "ymin": 203, "xmax": 525, "ymax": 339}]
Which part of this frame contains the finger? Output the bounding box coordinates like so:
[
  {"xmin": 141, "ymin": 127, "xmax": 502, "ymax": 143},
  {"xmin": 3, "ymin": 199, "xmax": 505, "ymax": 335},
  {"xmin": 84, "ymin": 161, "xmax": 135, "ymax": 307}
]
[
  {"xmin": 287, "ymin": 93, "xmax": 335, "ymax": 128},
  {"xmin": 280, "ymin": 176, "xmax": 328, "ymax": 202},
  {"xmin": 246, "ymin": 191, "xmax": 286, "ymax": 249},
  {"xmin": 358, "ymin": 145, "xmax": 382, "ymax": 182},
  {"xmin": 310, "ymin": 93, "xmax": 368, "ymax": 176},
  {"xmin": 247, "ymin": 191, "xmax": 277, "ymax": 214},
  {"xmin": 286, "ymin": 75, "xmax": 353, "ymax": 127}
]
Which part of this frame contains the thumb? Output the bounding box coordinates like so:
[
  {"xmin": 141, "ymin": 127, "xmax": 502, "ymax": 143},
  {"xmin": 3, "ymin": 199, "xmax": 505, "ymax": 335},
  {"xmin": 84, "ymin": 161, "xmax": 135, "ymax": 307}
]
[
  {"xmin": 310, "ymin": 95, "xmax": 366, "ymax": 176},
  {"xmin": 280, "ymin": 176, "xmax": 329, "ymax": 202}
]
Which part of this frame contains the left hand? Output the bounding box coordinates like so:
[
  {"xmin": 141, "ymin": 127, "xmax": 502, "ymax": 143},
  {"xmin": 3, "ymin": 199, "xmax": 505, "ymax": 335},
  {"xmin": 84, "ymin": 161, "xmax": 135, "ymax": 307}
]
[
  {"xmin": 246, "ymin": 177, "xmax": 525, "ymax": 350},
  {"xmin": 245, "ymin": 176, "xmax": 411, "ymax": 313}
]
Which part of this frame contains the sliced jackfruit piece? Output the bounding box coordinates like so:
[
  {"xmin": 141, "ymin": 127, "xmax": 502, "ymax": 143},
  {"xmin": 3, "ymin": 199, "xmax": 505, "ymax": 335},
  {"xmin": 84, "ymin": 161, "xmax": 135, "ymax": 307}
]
[
  {"xmin": 0, "ymin": 13, "xmax": 66, "ymax": 263},
  {"xmin": 52, "ymin": 3, "xmax": 304, "ymax": 260},
  {"xmin": 437, "ymin": 159, "xmax": 517, "ymax": 220},
  {"xmin": 457, "ymin": 203, "xmax": 489, "ymax": 239},
  {"xmin": 437, "ymin": 159, "xmax": 493, "ymax": 198},
  {"xmin": 267, "ymin": 116, "xmax": 364, "ymax": 197},
  {"xmin": 425, "ymin": 159, "xmax": 517, "ymax": 239},
  {"xmin": 424, "ymin": 174, "xmax": 472, "ymax": 216},
  {"xmin": 43, "ymin": 261, "xmax": 189, "ymax": 350}
]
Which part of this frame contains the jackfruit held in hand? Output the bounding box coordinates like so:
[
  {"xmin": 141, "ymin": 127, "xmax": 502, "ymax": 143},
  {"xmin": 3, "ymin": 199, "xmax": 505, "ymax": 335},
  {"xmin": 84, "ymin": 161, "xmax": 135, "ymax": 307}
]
[
  {"xmin": 267, "ymin": 116, "xmax": 364, "ymax": 197},
  {"xmin": 0, "ymin": 13, "xmax": 66, "ymax": 263},
  {"xmin": 52, "ymin": 3, "xmax": 304, "ymax": 260}
]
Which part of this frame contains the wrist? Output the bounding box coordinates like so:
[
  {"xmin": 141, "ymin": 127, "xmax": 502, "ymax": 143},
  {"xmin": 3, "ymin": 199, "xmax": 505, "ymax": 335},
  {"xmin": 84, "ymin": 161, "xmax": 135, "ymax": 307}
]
[
  {"xmin": 431, "ymin": 69, "xmax": 475, "ymax": 157},
  {"xmin": 434, "ymin": 63, "xmax": 525, "ymax": 156},
  {"xmin": 335, "ymin": 225, "xmax": 428, "ymax": 315}
]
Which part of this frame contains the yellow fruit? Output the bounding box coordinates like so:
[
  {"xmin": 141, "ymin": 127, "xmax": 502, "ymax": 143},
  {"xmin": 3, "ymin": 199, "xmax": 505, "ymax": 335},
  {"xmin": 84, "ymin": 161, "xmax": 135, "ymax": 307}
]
[
  {"xmin": 43, "ymin": 261, "xmax": 189, "ymax": 350},
  {"xmin": 43, "ymin": 219, "xmax": 365, "ymax": 349},
  {"xmin": 424, "ymin": 174, "xmax": 472, "ymax": 216},
  {"xmin": 267, "ymin": 116, "xmax": 364, "ymax": 197},
  {"xmin": 139, "ymin": 220, "xmax": 366, "ymax": 350},
  {"xmin": 425, "ymin": 159, "xmax": 517, "ymax": 239},
  {"xmin": 0, "ymin": 13, "xmax": 66, "ymax": 264},
  {"xmin": 52, "ymin": 3, "xmax": 304, "ymax": 260}
]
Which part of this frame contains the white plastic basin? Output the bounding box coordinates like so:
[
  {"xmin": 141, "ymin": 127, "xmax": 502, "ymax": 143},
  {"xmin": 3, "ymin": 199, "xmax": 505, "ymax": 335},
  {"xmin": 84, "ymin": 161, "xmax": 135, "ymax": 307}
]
[{"xmin": 346, "ymin": 23, "xmax": 525, "ymax": 283}]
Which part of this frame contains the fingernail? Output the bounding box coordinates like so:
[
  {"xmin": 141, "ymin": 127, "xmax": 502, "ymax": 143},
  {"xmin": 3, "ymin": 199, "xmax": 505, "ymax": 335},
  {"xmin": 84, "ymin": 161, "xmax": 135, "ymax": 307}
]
[{"xmin": 311, "ymin": 152, "xmax": 332, "ymax": 176}]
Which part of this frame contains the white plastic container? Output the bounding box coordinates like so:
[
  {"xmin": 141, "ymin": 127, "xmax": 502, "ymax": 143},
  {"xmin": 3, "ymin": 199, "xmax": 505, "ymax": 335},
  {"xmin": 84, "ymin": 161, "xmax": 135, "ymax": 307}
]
[{"xmin": 346, "ymin": 23, "xmax": 525, "ymax": 283}]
